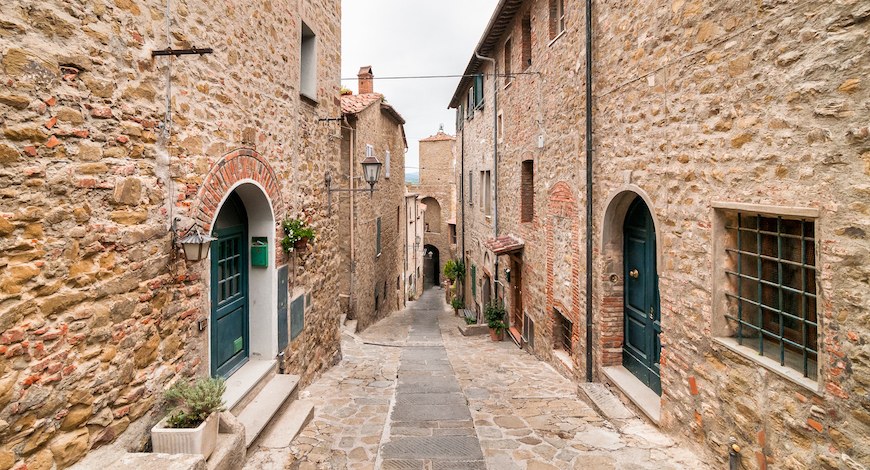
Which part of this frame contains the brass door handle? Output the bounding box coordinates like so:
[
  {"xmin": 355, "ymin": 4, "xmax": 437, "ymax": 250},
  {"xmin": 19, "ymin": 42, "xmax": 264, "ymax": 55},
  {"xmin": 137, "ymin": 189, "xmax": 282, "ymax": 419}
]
[{"xmin": 629, "ymin": 269, "xmax": 639, "ymax": 279}]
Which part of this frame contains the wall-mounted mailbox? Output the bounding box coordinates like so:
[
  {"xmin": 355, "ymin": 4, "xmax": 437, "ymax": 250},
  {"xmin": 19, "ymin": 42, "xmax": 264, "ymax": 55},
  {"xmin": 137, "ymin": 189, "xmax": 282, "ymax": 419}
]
[{"xmin": 251, "ymin": 237, "xmax": 269, "ymax": 267}]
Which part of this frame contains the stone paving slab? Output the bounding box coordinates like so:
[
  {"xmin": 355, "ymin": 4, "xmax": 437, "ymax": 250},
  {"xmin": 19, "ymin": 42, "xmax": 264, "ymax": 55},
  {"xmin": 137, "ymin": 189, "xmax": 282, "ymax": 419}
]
[
  {"xmin": 380, "ymin": 436, "xmax": 485, "ymax": 460},
  {"xmin": 279, "ymin": 288, "xmax": 708, "ymax": 469}
]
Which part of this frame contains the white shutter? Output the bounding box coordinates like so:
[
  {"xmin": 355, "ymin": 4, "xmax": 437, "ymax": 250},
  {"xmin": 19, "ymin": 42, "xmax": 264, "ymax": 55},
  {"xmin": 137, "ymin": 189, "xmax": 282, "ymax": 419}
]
[{"xmin": 385, "ymin": 151, "xmax": 391, "ymax": 178}]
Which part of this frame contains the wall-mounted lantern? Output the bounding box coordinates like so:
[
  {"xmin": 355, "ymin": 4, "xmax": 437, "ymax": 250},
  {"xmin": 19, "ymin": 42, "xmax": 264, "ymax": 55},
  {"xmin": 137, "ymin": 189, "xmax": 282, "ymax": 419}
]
[
  {"xmin": 325, "ymin": 155, "xmax": 383, "ymax": 214},
  {"xmin": 504, "ymin": 267, "xmax": 511, "ymax": 284},
  {"xmin": 172, "ymin": 218, "xmax": 216, "ymax": 262}
]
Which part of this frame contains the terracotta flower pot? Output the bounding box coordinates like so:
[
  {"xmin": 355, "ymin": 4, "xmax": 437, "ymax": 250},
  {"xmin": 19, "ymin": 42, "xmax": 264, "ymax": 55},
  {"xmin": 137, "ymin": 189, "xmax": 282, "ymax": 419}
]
[
  {"xmin": 294, "ymin": 237, "xmax": 309, "ymax": 251},
  {"xmin": 489, "ymin": 328, "xmax": 504, "ymax": 342},
  {"xmin": 454, "ymin": 308, "xmax": 459, "ymax": 316}
]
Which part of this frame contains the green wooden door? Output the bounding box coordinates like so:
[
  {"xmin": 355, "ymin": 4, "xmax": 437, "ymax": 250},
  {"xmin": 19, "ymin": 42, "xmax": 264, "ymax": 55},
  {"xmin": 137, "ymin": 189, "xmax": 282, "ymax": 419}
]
[
  {"xmin": 622, "ymin": 198, "xmax": 661, "ymax": 395},
  {"xmin": 211, "ymin": 224, "xmax": 249, "ymax": 378}
]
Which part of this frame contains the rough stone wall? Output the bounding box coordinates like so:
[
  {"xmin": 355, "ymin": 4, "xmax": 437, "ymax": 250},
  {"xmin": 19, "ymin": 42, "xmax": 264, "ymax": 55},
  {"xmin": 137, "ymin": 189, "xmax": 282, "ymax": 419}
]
[
  {"xmin": 0, "ymin": 0, "xmax": 342, "ymax": 468},
  {"xmin": 454, "ymin": 0, "xmax": 870, "ymax": 468},
  {"xmin": 340, "ymin": 101, "xmax": 406, "ymax": 331},
  {"xmin": 454, "ymin": 0, "xmax": 586, "ymax": 370},
  {"xmin": 403, "ymin": 194, "xmax": 424, "ymax": 301},
  {"xmin": 417, "ymin": 134, "xmax": 458, "ymax": 287}
]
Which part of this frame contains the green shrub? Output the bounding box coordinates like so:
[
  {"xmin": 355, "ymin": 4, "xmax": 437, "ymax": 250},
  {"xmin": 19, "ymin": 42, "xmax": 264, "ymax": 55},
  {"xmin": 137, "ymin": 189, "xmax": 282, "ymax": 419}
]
[
  {"xmin": 164, "ymin": 377, "xmax": 226, "ymax": 428},
  {"xmin": 443, "ymin": 259, "xmax": 465, "ymax": 282},
  {"xmin": 484, "ymin": 302, "xmax": 506, "ymax": 332},
  {"xmin": 450, "ymin": 296, "xmax": 464, "ymax": 310}
]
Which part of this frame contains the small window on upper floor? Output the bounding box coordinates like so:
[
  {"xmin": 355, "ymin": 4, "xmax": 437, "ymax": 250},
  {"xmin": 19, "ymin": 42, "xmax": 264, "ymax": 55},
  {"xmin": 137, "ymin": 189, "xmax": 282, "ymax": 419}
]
[
  {"xmin": 521, "ymin": 160, "xmax": 534, "ymax": 222},
  {"xmin": 522, "ymin": 13, "xmax": 532, "ymax": 69},
  {"xmin": 300, "ymin": 21, "xmax": 317, "ymax": 102},
  {"xmin": 376, "ymin": 216, "xmax": 382, "ymax": 257},
  {"xmin": 468, "ymin": 170, "xmax": 474, "ymax": 206},
  {"xmin": 385, "ymin": 150, "xmax": 391, "ymax": 179},
  {"xmin": 466, "ymin": 88, "xmax": 475, "ymax": 119},
  {"xmin": 504, "ymin": 38, "xmax": 513, "ymax": 85},
  {"xmin": 549, "ymin": 0, "xmax": 566, "ymax": 40},
  {"xmin": 449, "ymin": 224, "xmax": 457, "ymax": 245},
  {"xmin": 474, "ymin": 74, "xmax": 484, "ymax": 109}
]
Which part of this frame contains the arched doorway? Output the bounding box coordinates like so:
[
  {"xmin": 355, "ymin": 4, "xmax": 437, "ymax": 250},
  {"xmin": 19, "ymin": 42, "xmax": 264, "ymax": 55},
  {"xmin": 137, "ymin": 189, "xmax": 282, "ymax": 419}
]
[
  {"xmin": 622, "ymin": 197, "xmax": 661, "ymax": 395},
  {"xmin": 209, "ymin": 182, "xmax": 277, "ymax": 379},
  {"xmin": 211, "ymin": 192, "xmax": 249, "ymax": 377},
  {"xmin": 423, "ymin": 244, "xmax": 440, "ymax": 287}
]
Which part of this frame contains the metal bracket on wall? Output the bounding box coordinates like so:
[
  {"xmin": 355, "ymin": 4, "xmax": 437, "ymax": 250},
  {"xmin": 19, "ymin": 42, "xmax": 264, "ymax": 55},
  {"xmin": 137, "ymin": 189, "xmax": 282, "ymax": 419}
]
[{"xmin": 151, "ymin": 47, "xmax": 214, "ymax": 57}]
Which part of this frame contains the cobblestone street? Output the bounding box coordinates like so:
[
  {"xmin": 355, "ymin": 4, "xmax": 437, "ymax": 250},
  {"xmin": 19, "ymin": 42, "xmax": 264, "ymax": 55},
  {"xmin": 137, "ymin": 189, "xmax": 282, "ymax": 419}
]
[{"xmin": 281, "ymin": 288, "xmax": 709, "ymax": 469}]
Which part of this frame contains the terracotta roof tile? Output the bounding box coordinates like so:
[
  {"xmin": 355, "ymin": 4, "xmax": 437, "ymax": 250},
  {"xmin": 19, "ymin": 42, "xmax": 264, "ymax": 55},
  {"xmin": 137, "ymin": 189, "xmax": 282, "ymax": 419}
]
[
  {"xmin": 421, "ymin": 131, "xmax": 456, "ymax": 142},
  {"xmin": 341, "ymin": 93, "xmax": 382, "ymax": 115},
  {"xmin": 484, "ymin": 234, "xmax": 524, "ymax": 255}
]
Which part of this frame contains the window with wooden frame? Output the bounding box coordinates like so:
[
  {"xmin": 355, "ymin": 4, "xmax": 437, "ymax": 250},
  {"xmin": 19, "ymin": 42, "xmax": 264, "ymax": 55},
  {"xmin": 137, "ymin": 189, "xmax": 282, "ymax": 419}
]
[
  {"xmin": 300, "ymin": 22, "xmax": 317, "ymax": 101},
  {"xmin": 549, "ymin": 0, "xmax": 566, "ymax": 39},
  {"xmin": 468, "ymin": 170, "xmax": 474, "ymax": 206},
  {"xmin": 721, "ymin": 210, "xmax": 818, "ymax": 381},
  {"xmin": 474, "ymin": 74, "xmax": 484, "ymax": 109}
]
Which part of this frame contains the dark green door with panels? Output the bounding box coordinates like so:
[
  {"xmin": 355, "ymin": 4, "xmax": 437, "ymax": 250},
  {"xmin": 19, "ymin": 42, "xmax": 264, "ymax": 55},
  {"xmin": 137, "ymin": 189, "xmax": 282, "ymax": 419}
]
[
  {"xmin": 622, "ymin": 198, "xmax": 661, "ymax": 395},
  {"xmin": 211, "ymin": 193, "xmax": 249, "ymax": 378}
]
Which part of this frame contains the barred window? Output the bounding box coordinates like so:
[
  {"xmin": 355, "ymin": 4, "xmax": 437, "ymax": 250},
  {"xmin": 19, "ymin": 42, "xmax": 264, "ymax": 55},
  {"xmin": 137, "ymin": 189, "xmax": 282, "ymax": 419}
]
[
  {"xmin": 554, "ymin": 308, "xmax": 572, "ymax": 354},
  {"xmin": 724, "ymin": 213, "xmax": 817, "ymax": 380}
]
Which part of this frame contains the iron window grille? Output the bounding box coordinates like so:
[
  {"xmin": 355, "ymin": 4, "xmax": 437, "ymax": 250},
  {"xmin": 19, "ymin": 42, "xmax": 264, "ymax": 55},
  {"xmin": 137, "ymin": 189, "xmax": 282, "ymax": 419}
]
[
  {"xmin": 554, "ymin": 309, "xmax": 572, "ymax": 354},
  {"xmin": 522, "ymin": 313, "xmax": 535, "ymax": 350},
  {"xmin": 724, "ymin": 213, "xmax": 818, "ymax": 380}
]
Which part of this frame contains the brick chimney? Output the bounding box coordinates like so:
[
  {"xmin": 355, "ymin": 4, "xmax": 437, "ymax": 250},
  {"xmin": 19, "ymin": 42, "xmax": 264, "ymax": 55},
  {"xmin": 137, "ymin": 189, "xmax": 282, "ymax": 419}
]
[{"xmin": 358, "ymin": 65, "xmax": 374, "ymax": 94}]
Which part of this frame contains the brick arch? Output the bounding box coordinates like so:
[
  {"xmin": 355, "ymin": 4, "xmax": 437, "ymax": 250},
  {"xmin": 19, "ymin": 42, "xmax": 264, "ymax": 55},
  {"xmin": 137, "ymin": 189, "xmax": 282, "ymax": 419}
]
[
  {"xmin": 548, "ymin": 181, "xmax": 578, "ymax": 216},
  {"xmin": 194, "ymin": 148, "xmax": 285, "ymax": 232}
]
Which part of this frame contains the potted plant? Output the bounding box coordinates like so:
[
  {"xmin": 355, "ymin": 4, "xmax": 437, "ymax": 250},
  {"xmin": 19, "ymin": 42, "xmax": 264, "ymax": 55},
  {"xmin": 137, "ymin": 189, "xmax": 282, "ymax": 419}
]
[
  {"xmin": 484, "ymin": 302, "xmax": 507, "ymax": 342},
  {"xmin": 281, "ymin": 217, "xmax": 316, "ymax": 253},
  {"xmin": 443, "ymin": 259, "xmax": 465, "ymax": 283},
  {"xmin": 340, "ymin": 86, "xmax": 353, "ymax": 96},
  {"xmin": 451, "ymin": 296, "xmax": 464, "ymax": 316},
  {"xmin": 151, "ymin": 377, "xmax": 226, "ymax": 458}
]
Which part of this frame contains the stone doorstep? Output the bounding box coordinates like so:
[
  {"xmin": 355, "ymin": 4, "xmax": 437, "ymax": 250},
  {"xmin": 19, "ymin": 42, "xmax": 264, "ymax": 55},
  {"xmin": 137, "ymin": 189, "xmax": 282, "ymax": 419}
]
[
  {"xmin": 457, "ymin": 324, "xmax": 488, "ymax": 336},
  {"xmin": 254, "ymin": 399, "xmax": 314, "ymax": 449},
  {"xmin": 601, "ymin": 366, "xmax": 661, "ymax": 425},
  {"xmin": 577, "ymin": 382, "xmax": 635, "ymax": 421},
  {"xmin": 235, "ymin": 374, "xmax": 301, "ymax": 448},
  {"xmin": 224, "ymin": 359, "xmax": 277, "ymax": 413},
  {"xmin": 344, "ymin": 319, "xmax": 358, "ymax": 334}
]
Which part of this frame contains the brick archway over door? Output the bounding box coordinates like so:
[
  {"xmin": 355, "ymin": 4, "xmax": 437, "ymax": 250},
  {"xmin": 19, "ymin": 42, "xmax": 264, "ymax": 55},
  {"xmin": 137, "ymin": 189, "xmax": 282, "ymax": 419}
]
[{"xmin": 194, "ymin": 148, "xmax": 286, "ymax": 232}]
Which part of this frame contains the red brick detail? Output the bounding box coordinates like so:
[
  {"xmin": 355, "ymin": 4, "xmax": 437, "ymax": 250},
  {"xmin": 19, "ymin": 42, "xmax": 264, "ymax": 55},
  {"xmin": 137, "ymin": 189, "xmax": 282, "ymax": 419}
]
[
  {"xmin": 545, "ymin": 181, "xmax": 582, "ymax": 368},
  {"xmin": 193, "ymin": 149, "xmax": 285, "ymax": 230},
  {"xmin": 688, "ymin": 376, "xmax": 699, "ymax": 395},
  {"xmin": 806, "ymin": 418, "xmax": 823, "ymax": 432}
]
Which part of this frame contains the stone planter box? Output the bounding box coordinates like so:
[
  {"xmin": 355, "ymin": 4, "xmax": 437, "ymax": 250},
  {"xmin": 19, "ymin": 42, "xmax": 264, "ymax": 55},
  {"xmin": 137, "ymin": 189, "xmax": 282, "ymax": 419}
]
[{"xmin": 151, "ymin": 412, "xmax": 219, "ymax": 459}]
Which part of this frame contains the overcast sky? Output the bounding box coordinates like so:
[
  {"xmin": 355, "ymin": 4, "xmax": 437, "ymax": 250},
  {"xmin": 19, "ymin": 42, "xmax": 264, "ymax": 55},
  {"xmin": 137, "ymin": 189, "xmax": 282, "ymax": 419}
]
[{"xmin": 341, "ymin": 0, "xmax": 500, "ymax": 174}]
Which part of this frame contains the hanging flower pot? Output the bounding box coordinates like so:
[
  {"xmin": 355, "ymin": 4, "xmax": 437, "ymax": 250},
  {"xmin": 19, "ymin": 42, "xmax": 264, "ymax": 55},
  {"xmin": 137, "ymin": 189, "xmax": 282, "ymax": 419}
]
[{"xmin": 281, "ymin": 217, "xmax": 316, "ymax": 255}]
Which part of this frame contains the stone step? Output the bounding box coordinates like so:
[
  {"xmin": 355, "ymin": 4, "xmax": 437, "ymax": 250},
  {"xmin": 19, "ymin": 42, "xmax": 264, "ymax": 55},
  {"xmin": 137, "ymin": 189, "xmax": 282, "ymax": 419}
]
[
  {"xmin": 578, "ymin": 382, "xmax": 634, "ymax": 421},
  {"xmin": 224, "ymin": 360, "xmax": 277, "ymax": 414},
  {"xmin": 340, "ymin": 313, "xmax": 347, "ymax": 326},
  {"xmin": 236, "ymin": 374, "xmax": 300, "ymax": 448},
  {"xmin": 344, "ymin": 319, "xmax": 358, "ymax": 334},
  {"xmin": 255, "ymin": 400, "xmax": 314, "ymax": 449}
]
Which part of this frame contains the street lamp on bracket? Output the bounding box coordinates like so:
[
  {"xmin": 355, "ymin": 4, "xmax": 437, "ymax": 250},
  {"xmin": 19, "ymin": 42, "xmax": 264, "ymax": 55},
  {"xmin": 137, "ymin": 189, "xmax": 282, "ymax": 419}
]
[{"xmin": 325, "ymin": 155, "xmax": 383, "ymax": 215}]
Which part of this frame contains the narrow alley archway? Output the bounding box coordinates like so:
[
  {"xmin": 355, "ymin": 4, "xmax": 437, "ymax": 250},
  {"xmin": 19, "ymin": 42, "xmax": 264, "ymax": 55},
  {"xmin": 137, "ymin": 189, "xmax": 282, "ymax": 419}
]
[{"xmin": 423, "ymin": 244, "xmax": 440, "ymax": 287}]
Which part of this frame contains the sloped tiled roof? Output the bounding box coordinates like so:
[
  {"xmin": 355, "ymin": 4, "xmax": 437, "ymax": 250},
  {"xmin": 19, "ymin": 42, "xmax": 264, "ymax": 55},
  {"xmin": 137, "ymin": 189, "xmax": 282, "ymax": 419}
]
[
  {"xmin": 341, "ymin": 93, "xmax": 382, "ymax": 115},
  {"xmin": 421, "ymin": 131, "xmax": 456, "ymax": 142},
  {"xmin": 484, "ymin": 234, "xmax": 525, "ymax": 255}
]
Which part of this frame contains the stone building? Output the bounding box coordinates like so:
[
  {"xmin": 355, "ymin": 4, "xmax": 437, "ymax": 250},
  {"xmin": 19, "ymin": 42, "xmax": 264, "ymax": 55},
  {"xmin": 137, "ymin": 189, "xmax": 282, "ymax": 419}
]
[
  {"xmin": 0, "ymin": 0, "xmax": 343, "ymax": 467},
  {"xmin": 414, "ymin": 130, "xmax": 458, "ymax": 288},
  {"xmin": 450, "ymin": 0, "xmax": 869, "ymax": 468},
  {"xmin": 338, "ymin": 67, "xmax": 408, "ymax": 332},
  {"xmin": 404, "ymin": 192, "xmax": 425, "ymax": 302}
]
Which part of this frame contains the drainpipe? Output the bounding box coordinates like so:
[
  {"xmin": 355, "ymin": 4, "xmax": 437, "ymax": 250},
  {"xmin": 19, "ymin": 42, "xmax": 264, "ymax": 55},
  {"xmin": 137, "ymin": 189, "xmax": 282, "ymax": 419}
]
[
  {"xmin": 475, "ymin": 52, "xmax": 499, "ymax": 299},
  {"xmin": 460, "ymin": 122, "xmax": 466, "ymax": 298},
  {"xmin": 584, "ymin": 0, "xmax": 594, "ymax": 383},
  {"xmin": 342, "ymin": 117, "xmax": 356, "ymax": 320},
  {"xmin": 403, "ymin": 195, "xmax": 408, "ymax": 306}
]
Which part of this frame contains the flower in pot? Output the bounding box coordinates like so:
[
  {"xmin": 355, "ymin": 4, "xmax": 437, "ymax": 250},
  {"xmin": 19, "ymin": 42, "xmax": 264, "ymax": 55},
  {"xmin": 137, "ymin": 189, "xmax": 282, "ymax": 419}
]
[
  {"xmin": 281, "ymin": 217, "xmax": 316, "ymax": 253},
  {"xmin": 151, "ymin": 377, "xmax": 226, "ymax": 458},
  {"xmin": 450, "ymin": 296, "xmax": 464, "ymax": 316},
  {"xmin": 484, "ymin": 302, "xmax": 507, "ymax": 342}
]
